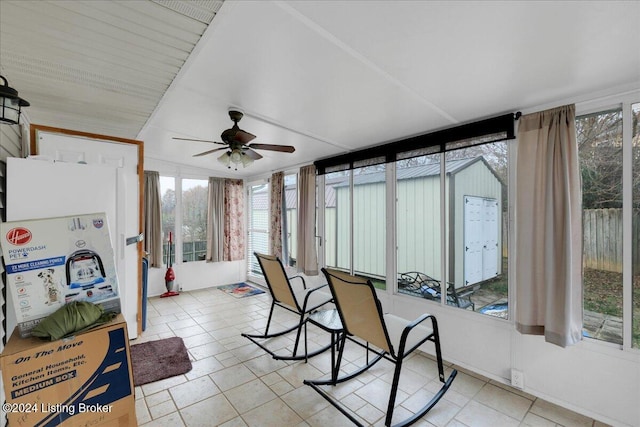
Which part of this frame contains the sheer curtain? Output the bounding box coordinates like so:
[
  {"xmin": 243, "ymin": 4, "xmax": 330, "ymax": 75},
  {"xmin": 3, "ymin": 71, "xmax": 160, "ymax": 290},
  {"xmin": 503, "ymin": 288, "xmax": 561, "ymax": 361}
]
[
  {"xmin": 515, "ymin": 104, "xmax": 583, "ymax": 347},
  {"xmin": 224, "ymin": 179, "xmax": 245, "ymax": 261},
  {"xmin": 269, "ymin": 172, "xmax": 284, "ymax": 259},
  {"xmin": 297, "ymin": 165, "xmax": 318, "ymax": 275},
  {"xmin": 206, "ymin": 177, "xmax": 225, "ymax": 262},
  {"xmin": 143, "ymin": 171, "xmax": 163, "ymax": 267}
]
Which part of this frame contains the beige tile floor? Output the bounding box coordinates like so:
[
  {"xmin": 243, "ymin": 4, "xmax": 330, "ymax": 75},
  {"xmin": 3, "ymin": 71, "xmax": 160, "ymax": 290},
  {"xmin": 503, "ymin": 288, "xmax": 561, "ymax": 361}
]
[{"xmin": 134, "ymin": 286, "xmax": 609, "ymax": 427}]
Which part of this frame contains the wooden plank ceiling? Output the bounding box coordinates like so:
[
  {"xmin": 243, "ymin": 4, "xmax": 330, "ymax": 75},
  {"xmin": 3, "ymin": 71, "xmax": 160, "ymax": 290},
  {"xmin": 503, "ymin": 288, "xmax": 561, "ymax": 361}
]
[{"xmin": 0, "ymin": 0, "xmax": 223, "ymax": 138}]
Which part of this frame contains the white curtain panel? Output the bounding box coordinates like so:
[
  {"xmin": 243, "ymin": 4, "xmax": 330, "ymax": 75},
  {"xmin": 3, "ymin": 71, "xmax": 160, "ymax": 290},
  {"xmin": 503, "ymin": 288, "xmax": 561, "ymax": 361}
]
[
  {"xmin": 515, "ymin": 104, "xmax": 583, "ymax": 347},
  {"xmin": 206, "ymin": 177, "xmax": 225, "ymax": 262},
  {"xmin": 143, "ymin": 171, "xmax": 163, "ymax": 267},
  {"xmin": 297, "ymin": 165, "xmax": 319, "ymax": 275}
]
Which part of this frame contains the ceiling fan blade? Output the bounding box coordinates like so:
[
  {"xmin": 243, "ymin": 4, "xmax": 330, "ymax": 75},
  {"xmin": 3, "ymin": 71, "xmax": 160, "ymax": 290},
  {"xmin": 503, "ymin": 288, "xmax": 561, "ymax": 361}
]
[
  {"xmin": 193, "ymin": 147, "xmax": 228, "ymax": 157},
  {"xmin": 248, "ymin": 143, "xmax": 295, "ymax": 153},
  {"xmin": 233, "ymin": 129, "xmax": 256, "ymax": 144},
  {"xmin": 173, "ymin": 137, "xmax": 226, "ymax": 145},
  {"xmin": 243, "ymin": 148, "xmax": 263, "ymax": 160}
]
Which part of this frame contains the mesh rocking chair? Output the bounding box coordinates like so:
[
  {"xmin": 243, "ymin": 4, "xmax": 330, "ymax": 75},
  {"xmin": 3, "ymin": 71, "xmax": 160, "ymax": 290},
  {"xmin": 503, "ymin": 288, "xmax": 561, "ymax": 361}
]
[
  {"xmin": 241, "ymin": 252, "xmax": 334, "ymax": 361},
  {"xmin": 304, "ymin": 268, "xmax": 457, "ymax": 427}
]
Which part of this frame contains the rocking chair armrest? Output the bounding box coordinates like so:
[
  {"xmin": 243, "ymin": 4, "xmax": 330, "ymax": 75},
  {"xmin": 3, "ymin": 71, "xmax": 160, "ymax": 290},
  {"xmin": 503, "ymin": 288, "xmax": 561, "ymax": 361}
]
[
  {"xmin": 289, "ymin": 274, "xmax": 307, "ymax": 289},
  {"xmin": 406, "ymin": 313, "xmax": 433, "ymax": 329},
  {"xmin": 300, "ymin": 283, "xmax": 332, "ymax": 312},
  {"xmin": 397, "ymin": 313, "xmax": 436, "ymax": 357}
]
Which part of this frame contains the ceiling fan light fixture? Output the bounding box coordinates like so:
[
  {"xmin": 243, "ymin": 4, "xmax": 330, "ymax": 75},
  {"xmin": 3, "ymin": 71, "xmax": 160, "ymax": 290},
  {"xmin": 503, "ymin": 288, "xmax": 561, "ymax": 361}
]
[
  {"xmin": 218, "ymin": 151, "xmax": 231, "ymax": 167},
  {"xmin": 230, "ymin": 148, "xmax": 243, "ymax": 164},
  {"xmin": 0, "ymin": 75, "xmax": 29, "ymax": 125},
  {"xmin": 178, "ymin": 110, "xmax": 293, "ymax": 167},
  {"xmin": 240, "ymin": 152, "xmax": 254, "ymax": 167},
  {"xmin": 218, "ymin": 148, "xmax": 253, "ymax": 170}
]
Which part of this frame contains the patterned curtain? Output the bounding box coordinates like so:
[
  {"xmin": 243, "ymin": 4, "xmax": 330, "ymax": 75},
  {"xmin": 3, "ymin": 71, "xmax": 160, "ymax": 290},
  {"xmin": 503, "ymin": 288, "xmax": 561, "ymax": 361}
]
[
  {"xmin": 270, "ymin": 172, "xmax": 284, "ymax": 259},
  {"xmin": 206, "ymin": 177, "xmax": 225, "ymax": 262},
  {"xmin": 143, "ymin": 171, "xmax": 163, "ymax": 267},
  {"xmin": 223, "ymin": 179, "xmax": 245, "ymax": 261}
]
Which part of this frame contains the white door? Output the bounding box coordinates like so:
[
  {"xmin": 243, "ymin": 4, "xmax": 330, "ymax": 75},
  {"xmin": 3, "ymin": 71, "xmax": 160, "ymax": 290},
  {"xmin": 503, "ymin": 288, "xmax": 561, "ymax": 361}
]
[
  {"xmin": 31, "ymin": 131, "xmax": 140, "ymax": 338},
  {"xmin": 482, "ymin": 199, "xmax": 499, "ymax": 280},
  {"xmin": 463, "ymin": 196, "xmax": 483, "ymax": 286},
  {"xmin": 464, "ymin": 196, "xmax": 499, "ymax": 287}
]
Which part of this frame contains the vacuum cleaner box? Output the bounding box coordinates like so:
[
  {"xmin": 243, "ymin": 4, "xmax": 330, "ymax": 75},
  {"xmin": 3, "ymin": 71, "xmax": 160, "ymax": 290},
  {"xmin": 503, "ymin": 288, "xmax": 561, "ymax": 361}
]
[
  {"xmin": 0, "ymin": 213, "xmax": 121, "ymax": 337},
  {"xmin": 0, "ymin": 314, "xmax": 136, "ymax": 426}
]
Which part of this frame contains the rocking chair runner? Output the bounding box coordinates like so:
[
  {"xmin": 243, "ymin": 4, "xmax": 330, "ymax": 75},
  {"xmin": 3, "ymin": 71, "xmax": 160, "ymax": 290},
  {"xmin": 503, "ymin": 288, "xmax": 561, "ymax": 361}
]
[
  {"xmin": 242, "ymin": 253, "xmax": 334, "ymax": 361},
  {"xmin": 305, "ymin": 268, "xmax": 457, "ymax": 427}
]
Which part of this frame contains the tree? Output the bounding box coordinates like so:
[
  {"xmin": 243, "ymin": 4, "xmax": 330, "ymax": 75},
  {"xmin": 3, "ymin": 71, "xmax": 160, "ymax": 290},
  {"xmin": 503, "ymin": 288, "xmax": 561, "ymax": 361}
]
[
  {"xmin": 161, "ymin": 188, "xmax": 176, "ymax": 238},
  {"xmin": 182, "ymin": 185, "xmax": 208, "ymax": 242},
  {"xmin": 576, "ymin": 110, "xmax": 623, "ymax": 209}
]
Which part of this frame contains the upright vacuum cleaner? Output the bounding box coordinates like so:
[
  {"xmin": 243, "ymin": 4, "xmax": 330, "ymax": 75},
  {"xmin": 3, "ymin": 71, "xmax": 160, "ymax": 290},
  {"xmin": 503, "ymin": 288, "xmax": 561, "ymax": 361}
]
[{"xmin": 161, "ymin": 231, "xmax": 179, "ymax": 298}]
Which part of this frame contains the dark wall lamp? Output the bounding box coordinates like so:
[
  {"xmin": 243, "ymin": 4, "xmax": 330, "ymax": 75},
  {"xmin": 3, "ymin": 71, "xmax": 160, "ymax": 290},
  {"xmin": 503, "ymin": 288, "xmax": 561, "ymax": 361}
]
[{"xmin": 0, "ymin": 75, "xmax": 30, "ymax": 125}]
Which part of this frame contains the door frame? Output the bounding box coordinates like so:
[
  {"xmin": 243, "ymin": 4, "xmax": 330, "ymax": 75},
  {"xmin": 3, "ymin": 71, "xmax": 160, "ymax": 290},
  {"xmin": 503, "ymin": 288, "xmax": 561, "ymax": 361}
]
[{"xmin": 29, "ymin": 124, "xmax": 144, "ymax": 335}]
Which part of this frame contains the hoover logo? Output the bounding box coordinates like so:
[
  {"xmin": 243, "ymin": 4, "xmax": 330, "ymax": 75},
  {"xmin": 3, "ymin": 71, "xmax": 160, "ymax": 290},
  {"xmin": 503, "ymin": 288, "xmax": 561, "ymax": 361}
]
[{"xmin": 6, "ymin": 228, "xmax": 32, "ymax": 246}]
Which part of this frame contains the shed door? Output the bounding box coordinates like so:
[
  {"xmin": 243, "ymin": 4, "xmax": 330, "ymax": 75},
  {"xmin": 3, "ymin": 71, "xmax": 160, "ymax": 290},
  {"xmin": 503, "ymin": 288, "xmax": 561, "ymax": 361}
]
[
  {"xmin": 482, "ymin": 199, "xmax": 499, "ymax": 280},
  {"xmin": 464, "ymin": 196, "xmax": 499, "ymax": 286},
  {"xmin": 464, "ymin": 196, "xmax": 483, "ymax": 285}
]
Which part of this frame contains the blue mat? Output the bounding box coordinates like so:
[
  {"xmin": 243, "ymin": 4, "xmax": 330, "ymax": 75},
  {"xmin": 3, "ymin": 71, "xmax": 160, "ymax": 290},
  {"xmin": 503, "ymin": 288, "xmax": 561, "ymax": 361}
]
[
  {"xmin": 479, "ymin": 301, "xmax": 508, "ymax": 319},
  {"xmin": 217, "ymin": 282, "xmax": 265, "ymax": 298}
]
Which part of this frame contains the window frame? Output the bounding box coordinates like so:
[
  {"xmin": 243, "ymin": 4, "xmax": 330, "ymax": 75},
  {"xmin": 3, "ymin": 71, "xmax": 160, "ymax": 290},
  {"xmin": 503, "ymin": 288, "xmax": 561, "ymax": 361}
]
[
  {"xmin": 315, "ymin": 96, "xmax": 640, "ymax": 348},
  {"xmin": 158, "ymin": 174, "xmax": 211, "ymax": 266},
  {"xmin": 180, "ymin": 177, "xmax": 209, "ymax": 263},
  {"xmin": 574, "ymin": 95, "xmax": 639, "ymax": 351},
  {"xmin": 247, "ymin": 180, "xmax": 270, "ymax": 277}
]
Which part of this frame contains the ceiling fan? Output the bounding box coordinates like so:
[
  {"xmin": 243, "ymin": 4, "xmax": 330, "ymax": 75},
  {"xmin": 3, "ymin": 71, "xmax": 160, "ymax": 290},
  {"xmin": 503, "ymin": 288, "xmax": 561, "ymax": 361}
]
[{"xmin": 173, "ymin": 110, "xmax": 295, "ymax": 169}]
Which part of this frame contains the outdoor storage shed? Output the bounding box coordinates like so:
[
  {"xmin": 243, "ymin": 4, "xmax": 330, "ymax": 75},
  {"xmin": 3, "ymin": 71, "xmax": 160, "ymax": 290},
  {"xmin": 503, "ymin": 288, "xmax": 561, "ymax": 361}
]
[{"xmin": 327, "ymin": 156, "xmax": 504, "ymax": 289}]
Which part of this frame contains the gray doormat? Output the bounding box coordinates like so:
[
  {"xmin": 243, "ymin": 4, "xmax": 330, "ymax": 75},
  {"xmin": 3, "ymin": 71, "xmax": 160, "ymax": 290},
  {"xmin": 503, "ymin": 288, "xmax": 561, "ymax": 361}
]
[{"xmin": 130, "ymin": 336, "xmax": 192, "ymax": 386}]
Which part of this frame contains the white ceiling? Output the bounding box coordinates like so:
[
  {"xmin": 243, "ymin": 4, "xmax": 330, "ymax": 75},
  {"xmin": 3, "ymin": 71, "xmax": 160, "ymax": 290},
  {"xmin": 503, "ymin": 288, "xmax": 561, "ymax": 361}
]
[{"xmin": 2, "ymin": 1, "xmax": 639, "ymax": 179}]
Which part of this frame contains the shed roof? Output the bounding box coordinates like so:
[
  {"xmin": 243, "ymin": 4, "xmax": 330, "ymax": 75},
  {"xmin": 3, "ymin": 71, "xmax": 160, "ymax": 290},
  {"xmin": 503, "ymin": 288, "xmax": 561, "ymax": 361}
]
[
  {"xmin": 252, "ymin": 157, "xmax": 492, "ymax": 209},
  {"xmin": 331, "ymin": 157, "xmax": 480, "ymax": 187}
]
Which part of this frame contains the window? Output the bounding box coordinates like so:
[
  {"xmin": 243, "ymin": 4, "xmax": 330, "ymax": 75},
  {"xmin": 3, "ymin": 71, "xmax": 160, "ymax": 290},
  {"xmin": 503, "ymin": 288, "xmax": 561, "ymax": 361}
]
[
  {"xmin": 353, "ymin": 164, "xmax": 386, "ymax": 288},
  {"xmin": 578, "ymin": 109, "xmax": 623, "ymax": 344},
  {"xmin": 160, "ymin": 176, "xmax": 176, "ymax": 266},
  {"xmin": 318, "ymin": 114, "xmax": 514, "ymax": 313},
  {"xmin": 325, "ymin": 171, "xmax": 351, "ymax": 272},
  {"xmin": 395, "ymin": 143, "xmax": 509, "ymax": 318},
  {"xmin": 396, "ymin": 154, "xmax": 442, "ymax": 298},
  {"xmin": 632, "ymin": 102, "xmax": 640, "ymax": 348},
  {"xmin": 159, "ymin": 176, "xmax": 209, "ymax": 265},
  {"xmin": 322, "ymin": 166, "xmax": 386, "ymax": 287},
  {"xmin": 248, "ymin": 183, "xmax": 269, "ymax": 276},
  {"xmin": 181, "ymin": 179, "xmax": 208, "ymax": 262},
  {"xmin": 446, "ymin": 142, "xmax": 508, "ymax": 317}
]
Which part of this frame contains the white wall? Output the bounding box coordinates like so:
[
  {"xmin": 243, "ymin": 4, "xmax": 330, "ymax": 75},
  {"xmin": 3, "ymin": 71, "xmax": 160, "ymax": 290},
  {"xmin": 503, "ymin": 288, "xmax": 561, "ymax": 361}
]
[
  {"xmin": 143, "ymin": 157, "xmax": 247, "ymax": 297},
  {"xmin": 146, "ymin": 260, "xmax": 246, "ymax": 297}
]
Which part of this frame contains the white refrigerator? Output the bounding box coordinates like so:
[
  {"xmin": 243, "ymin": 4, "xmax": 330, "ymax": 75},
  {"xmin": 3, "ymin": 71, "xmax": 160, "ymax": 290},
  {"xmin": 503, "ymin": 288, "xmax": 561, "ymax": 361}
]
[{"xmin": 5, "ymin": 157, "xmax": 138, "ymax": 339}]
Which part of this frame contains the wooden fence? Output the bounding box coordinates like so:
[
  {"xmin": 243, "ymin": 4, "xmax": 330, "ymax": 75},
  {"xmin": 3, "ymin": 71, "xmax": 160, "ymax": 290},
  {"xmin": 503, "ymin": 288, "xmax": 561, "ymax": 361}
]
[{"xmin": 583, "ymin": 208, "xmax": 639, "ymax": 273}]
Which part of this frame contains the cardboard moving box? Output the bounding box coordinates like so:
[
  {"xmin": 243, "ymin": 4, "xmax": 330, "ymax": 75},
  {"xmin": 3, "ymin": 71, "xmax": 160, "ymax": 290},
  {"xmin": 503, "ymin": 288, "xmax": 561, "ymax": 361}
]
[
  {"xmin": 0, "ymin": 213, "xmax": 121, "ymax": 337},
  {"xmin": 1, "ymin": 314, "xmax": 135, "ymax": 426}
]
